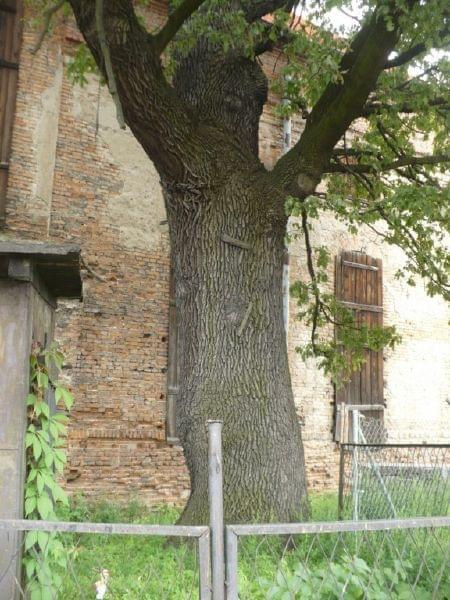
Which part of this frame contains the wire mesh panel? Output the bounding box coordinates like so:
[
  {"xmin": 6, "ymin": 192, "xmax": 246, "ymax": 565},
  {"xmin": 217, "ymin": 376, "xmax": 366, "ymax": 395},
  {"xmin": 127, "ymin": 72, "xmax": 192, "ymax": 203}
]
[
  {"xmin": 358, "ymin": 415, "xmax": 387, "ymax": 444},
  {"xmin": 0, "ymin": 519, "xmax": 211, "ymax": 599},
  {"xmin": 339, "ymin": 444, "xmax": 450, "ymax": 520},
  {"xmin": 226, "ymin": 517, "xmax": 450, "ymax": 600}
]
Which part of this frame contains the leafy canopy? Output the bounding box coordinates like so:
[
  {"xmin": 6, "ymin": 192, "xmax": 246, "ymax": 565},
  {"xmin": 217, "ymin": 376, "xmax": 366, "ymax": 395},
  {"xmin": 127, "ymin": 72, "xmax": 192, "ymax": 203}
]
[{"xmin": 28, "ymin": 0, "xmax": 449, "ymax": 383}]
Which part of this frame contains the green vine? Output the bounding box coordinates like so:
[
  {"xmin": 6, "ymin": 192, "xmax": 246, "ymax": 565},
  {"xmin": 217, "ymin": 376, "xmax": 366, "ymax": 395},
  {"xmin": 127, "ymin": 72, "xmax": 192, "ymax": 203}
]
[{"xmin": 23, "ymin": 342, "xmax": 73, "ymax": 600}]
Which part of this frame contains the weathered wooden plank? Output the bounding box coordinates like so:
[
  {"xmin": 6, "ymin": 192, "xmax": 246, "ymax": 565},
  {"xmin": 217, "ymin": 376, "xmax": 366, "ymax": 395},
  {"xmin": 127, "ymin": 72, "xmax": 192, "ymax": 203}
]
[
  {"xmin": 0, "ymin": 169, "xmax": 7, "ymax": 221},
  {"xmin": 0, "ymin": 1, "xmax": 22, "ymax": 221},
  {"xmin": 375, "ymin": 258, "xmax": 384, "ymax": 411},
  {"xmin": 360, "ymin": 254, "xmax": 371, "ymax": 407},
  {"xmin": 350, "ymin": 252, "xmax": 361, "ymax": 408},
  {"xmin": 229, "ymin": 516, "xmax": 450, "ymax": 537},
  {"xmin": 342, "ymin": 260, "xmax": 379, "ymax": 271},
  {"xmin": 0, "ymin": 240, "xmax": 81, "ymax": 257},
  {"xmin": 334, "ymin": 257, "xmax": 346, "ymax": 411},
  {"xmin": 221, "ymin": 233, "xmax": 251, "ymax": 250},
  {"xmin": 0, "ymin": 69, "xmax": 18, "ymax": 161},
  {"xmin": 0, "ymin": 57, "xmax": 18, "ymax": 69},
  {"xmin": 0, "ymin": 519, "xmax": 208, "ymax": 537}
]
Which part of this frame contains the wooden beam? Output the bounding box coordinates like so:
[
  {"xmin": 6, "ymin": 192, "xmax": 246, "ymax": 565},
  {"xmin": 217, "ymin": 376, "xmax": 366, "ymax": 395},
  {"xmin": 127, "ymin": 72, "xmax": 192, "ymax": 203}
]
[
  {"xmin": 0, "ymin": 58, "xmax": 19, "ymax": 70},
  {"xmin": 343, "ymin": 260, "xmax": 379, "ymax": 271},
  {"xmin": 341, "ymin": 300, "xmax": 382, "ymax": 313},
  {"xmin": 221, "ymin": 233, "xmax": 251, "ymax": 250}
]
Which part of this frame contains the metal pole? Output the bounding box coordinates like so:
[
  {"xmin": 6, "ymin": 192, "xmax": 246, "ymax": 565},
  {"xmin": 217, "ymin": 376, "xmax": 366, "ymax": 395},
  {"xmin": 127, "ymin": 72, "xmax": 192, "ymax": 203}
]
[
  {"xmin": 352, "ymin": 409, "xmax": 360, "ymax": 520},
  {"xmin": 198, "ymin": 530, "xmax": 212, "ymax": 600},
  {"xmin": 226, "ymin": 527, "xmax": 238, "ymax": 600},
  {"xmin": 338, "ymin": 443, "xmax": 345, "ymax": 520},
  {"xmin": 208, "ymin": 420, "xmax": 225, "ymax": 600}
]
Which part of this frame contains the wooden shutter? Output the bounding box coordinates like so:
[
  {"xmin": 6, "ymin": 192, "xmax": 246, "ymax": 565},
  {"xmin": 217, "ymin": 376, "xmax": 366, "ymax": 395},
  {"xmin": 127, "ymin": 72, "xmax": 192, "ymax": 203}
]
[
  {"xmin": 0, "ymin": 0, "xmax": 23, "ymax": 223},
  {"xmin": 334, "ymin": 252, "xmax": 384, "ymax": 435}
]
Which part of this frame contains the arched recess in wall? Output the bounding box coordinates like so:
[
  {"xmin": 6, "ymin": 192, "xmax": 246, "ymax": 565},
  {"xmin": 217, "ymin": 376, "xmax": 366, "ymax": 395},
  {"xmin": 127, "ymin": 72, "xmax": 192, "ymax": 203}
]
[{"xmin": 0, "ymin": 0, "xmax": 23, "ymax": 224}]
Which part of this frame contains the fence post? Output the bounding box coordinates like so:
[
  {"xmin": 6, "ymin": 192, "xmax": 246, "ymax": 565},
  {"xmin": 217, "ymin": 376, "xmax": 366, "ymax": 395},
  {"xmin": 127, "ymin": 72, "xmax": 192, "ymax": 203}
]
[
  {"xmin": 226, "ymin": 527, "xmax": 238, "ymax": 600},
  {"xmin": 352, "ymin": 409, "xmax": 360, "ymax": 520},
  {"xmin": 208, "ymin": 420, "xmax": 225, "ymax": 600},
  {"xmin": 338, "ymin": 443, "xmax": 345, "ymax": 520}
]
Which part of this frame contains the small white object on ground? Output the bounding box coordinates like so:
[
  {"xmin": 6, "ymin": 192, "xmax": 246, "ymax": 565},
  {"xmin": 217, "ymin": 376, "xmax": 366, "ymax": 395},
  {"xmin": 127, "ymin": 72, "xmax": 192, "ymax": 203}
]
[{"xmin": 94, "ymin": 568, "xmax": 109, "ymax": 599}]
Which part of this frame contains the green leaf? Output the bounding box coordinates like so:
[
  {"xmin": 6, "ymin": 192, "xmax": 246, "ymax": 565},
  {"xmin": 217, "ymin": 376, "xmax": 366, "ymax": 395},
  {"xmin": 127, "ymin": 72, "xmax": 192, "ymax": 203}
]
[
  {"xmin": 55, "ymin": 387, "xmax": 63, "ymax": 403},
  {"xmin": 37, "ymin": 494, "xmax": 53, "ymax": 519},
  {"xmin": 24, "ymin": 530, "xmax": 38, "ymax": 551},
  {"xmin": 27, "ymin": 468, "xmax": 38, "ymax": 483},
  {"xmin": 54, "ymin": 449, "xmax": 67, "ymax": 464},
  {"xmin": 30, "ymin": 588, "xmax": 42, "ymax": 600},
  {"xmin": 52, "ymin": 413, "xmax": 69, "ymax": 424},
  {"xmin": 52, "ymin": 485, "xmax": 69, "ymax": 506},
  {"xmin": 44, "ymin": 451, "xmax": 54, "ymax": 468},
  {"xmin": 23, "ymin": 557, "xmax": 37, "ymax": 579},
  {"xmin": 36, "ymin": 472, "xmax": 45, "ymax": 495},
  {"xmin": 33, "ymin": 438, "xmax": 42, "ymax": 461},
  {"xmin": 36, "ymin": 531, "xmax": 50, "ymax": 552},
  {"xmin": 24, "ymin": 496, "xmax": 37, "ymax": 516},
  {"xmin": 27, "ymin": 393, "xmax": 37, "ymax": 406},
  {"xmin": 36, "ymin": 371, "xmax": 49, "ymax": 390},
  {"xmin": 40, "ymin": 402, "xmax": 50, "ymax": 419},
  {"xmin": 61, "ymin": 388, "xmax": 74, "ymax": 410},
  {"xmin": 25, "ymin": 432, "xmax": 35, "ymax": 448}
]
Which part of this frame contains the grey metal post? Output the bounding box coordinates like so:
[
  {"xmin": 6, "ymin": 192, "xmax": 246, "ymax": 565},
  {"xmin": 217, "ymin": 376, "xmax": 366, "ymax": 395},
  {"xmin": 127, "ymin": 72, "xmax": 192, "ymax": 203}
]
[
  {"xmin": 198, "ymin": 530, "xmax": 212, "ymax": 600},
  {"xmin": 208, "ymin": 420, "xmax": 225, "ymax": 600},
  {"xmin": 338, "ymin": 443, "xmax": 346, "ymax": 520},
  {"xmin": 352, "ymin": 409, "xmax": 360, "ymax": 520},
  {"xmin": 226, "ymin": 527, "xmax": 238, "ymax": 600}
]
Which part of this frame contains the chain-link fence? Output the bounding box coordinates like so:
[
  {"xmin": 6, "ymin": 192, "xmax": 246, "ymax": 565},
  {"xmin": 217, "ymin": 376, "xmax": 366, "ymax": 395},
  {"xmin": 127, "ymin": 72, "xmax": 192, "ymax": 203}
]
[
  {"xmin": 338, "ymin": 443, "xmax": 450, "ymax": 520},
  {"xmin": 226, "ymin": 517, "xmax": 450, "ymax": 599},
  {"xmin": 1, "ymin": 423, "xmax": 449, "ymax": 600},
  {"xmin": 0, "ymin": 519, "xmax": 211, "ymax": 600}
]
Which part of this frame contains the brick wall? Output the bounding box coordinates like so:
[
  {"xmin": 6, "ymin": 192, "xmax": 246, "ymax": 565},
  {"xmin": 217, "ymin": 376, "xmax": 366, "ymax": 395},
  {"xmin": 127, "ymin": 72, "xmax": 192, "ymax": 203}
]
[{"xmin": 1, "ymin": 5, "xmax": 448, "ymax": 504}]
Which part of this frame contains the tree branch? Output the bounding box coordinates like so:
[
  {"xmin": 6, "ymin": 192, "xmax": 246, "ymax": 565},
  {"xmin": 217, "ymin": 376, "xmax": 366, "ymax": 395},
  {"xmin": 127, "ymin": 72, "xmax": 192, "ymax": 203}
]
[
  {"xmin": 327, "ymin": 154, "xmax": 449, "ymax": 174},
  {"xmin": 30, "ymin": 0, "xmax": 65, "ymax": 55},
  {"xmin": 243, "ymin": 0, "xmax": 298, "ymax": 23},
  {"xmin": 301, "ymin": 209, "xmax": 320, "ymax": 354},
  {"xmin": 361, "ymin": 96, "xmax": 448, "ymax": 116},
  {"xmin": 384, "ymin": 24, "xmax": 449, "ymax": 68},
  {"xmin": 271, "ymin": 1, "xmax": 410, "ymax": 195},
  {"xmin": 253, "ymin": 22, "xmax": 294, "ymax": 55},
  {"xmin": 68, "ymin": 0, "xmax": 197, "ymax": 180},
  {"xmin": 154, "ymin": 0, "xmax": 207, "ymax": 53},
  {"xmin": 384, "ymin": 41, "xmax": 427, "ymax": 69},
  {"xmin": 95, "ymin": 0, "xmax": 125, "ymax": 128}
]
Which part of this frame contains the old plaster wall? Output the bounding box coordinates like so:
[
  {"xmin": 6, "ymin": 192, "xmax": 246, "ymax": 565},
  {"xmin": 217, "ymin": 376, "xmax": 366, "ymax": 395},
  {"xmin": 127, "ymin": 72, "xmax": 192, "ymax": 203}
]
[
  {"xmin": 2, "ymin": 10, "xmax": 189, "ymax": 504},
  {"xmin": 0, "ymin": 278, "xmax": 55, "ymax": 598},
  {"xmin": 1, "ymin": 4, "xmax": 448, "ymax": 504}
]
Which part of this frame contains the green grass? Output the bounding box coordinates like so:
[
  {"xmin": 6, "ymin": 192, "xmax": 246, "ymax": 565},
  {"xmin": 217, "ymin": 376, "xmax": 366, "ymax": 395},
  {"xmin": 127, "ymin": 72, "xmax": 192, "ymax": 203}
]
[{"xmin": 47, "ymin": 494, "xmax": 448, "ymax": 599}]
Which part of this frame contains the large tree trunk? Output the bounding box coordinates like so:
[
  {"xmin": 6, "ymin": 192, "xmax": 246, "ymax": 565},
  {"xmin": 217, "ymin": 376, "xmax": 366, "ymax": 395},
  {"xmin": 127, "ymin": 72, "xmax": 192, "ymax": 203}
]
[
  {"xmin": 68, "ymin": 0, "xmax": 310, "ymax": 524},
  {"xmin": 165, "ymin": 168, "xmax": 309, "ymax": 524}
]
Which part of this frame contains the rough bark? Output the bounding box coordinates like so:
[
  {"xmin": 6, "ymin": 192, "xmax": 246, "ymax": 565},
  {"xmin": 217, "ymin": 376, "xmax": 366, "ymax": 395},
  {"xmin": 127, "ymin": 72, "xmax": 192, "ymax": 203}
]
[
  {"xmin": 164, "ymin": 165, "xmax": 309, "ymax": 524},
  {"xmin": 166, "ymin": 15, "xmax": 309, "ymax": 523}
]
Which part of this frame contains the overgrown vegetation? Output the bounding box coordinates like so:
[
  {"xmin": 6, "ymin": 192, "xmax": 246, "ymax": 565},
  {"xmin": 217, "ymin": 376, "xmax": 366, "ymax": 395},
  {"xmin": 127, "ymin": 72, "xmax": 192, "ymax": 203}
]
[
  {"xmin": 47, "ymin": 495, "xmax": 448, "ymax": 599},
  {"xmin": 24, "ymin": 343, "xmax": 73, "ymax": 600}
]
